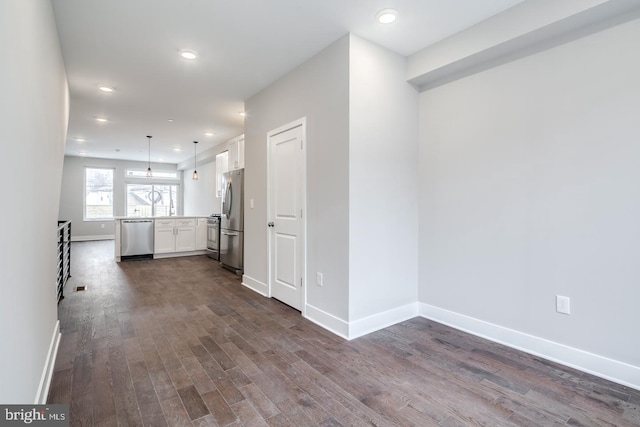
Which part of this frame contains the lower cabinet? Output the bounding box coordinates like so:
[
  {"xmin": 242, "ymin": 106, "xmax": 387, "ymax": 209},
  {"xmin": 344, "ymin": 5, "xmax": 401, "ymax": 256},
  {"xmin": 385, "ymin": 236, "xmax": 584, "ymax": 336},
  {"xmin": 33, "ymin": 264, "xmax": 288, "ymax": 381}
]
[
  {"xmin": 175, "ymin": 219, "xmax": 196, "ymax": 252},
  {"xmin": 196, "ymin": 218, "xmax": 207, "ymax": 250},
  {"xmin": 154, "ymin": 218, "xmax": 196, "ymax": 253},
  {"xmin": 155, "ymin": 219, "xmax": 176, "ymax": 253}
]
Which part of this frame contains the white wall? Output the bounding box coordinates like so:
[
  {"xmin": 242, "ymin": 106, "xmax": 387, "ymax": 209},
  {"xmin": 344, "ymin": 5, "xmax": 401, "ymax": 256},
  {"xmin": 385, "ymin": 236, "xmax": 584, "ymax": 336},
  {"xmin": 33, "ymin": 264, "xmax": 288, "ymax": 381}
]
[
  {"xmin": 0, "ymin": 0, "xmax": 69, "ymax": 403},
  {"xmin": 59, "ymin": 156, "xmax": 180, "ymax": 239},
  {"xmin": 180, "ymin": 139, "xmax": 237, "ymax": 216},
  {"xmin": 244, "ymin": 35, "xmax": 351, "ymax": 323},
  {"xmin": 348, "ymin": 35, "xmax": 419, "ymax": 326},
  {"xmin": 244, "ymin": 34, "xmax": 420, "ymax": 337},
  {"xmin": 183, "ymin": 160, "xmax": 218, "ymax": 216},
  {"xmin": 419, "ymin": 17, "xmax": 640, "ymax": 378}
]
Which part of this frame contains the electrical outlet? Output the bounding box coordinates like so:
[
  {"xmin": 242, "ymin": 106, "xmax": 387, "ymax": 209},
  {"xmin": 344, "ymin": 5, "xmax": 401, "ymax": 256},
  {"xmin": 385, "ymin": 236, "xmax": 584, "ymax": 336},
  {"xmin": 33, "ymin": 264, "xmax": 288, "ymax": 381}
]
[
  {"xmin": 556, "ymin": 295, "xmax": 571, "ymax": 315},
  {"xmin": 100, "ymin": 223, "xmax": 105, "ymax": 229},
  {"xmin": 316, "ymin": 272, "xmax": 323, "ymax": 287}
]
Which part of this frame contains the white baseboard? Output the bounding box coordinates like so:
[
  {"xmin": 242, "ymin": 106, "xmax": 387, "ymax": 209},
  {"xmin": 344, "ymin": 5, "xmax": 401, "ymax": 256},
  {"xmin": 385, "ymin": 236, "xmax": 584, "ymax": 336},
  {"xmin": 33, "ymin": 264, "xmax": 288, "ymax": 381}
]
[
  {"xmin": 304, "ymin": 304, "xmax": 349, "ymax": 340},
  {"xmin": 419, "ymin": 303, "xmax": 640, "ymax": 391},
  {"xmin": 153, "ymin": 250, "xmax": 207, "ymax": 259},
  {"xmin": 348, "ymin": 302, "xmax": 419, "ymax": 340},
  {"xmin": 71, "ymin": 235, "xmax": 114, "ymax": 242},
  {"xmin": 241, "ymin": 275, "xmax": 269, "ymax": 297},
  {"xmin": 35, "ymin": 320, "xmax": 61, "ymax": 404},
  {"xmin": 305, "ymin": 303, "xmax": 419, "ymax": 341}
]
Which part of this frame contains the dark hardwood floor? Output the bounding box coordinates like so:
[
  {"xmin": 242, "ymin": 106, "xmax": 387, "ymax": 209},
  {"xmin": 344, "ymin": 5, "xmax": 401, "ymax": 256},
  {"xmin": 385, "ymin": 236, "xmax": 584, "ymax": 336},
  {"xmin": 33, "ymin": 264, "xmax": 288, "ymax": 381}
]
[{"xmin": 48, "ymin": 241, "xmax": 640, "ymax": 426}]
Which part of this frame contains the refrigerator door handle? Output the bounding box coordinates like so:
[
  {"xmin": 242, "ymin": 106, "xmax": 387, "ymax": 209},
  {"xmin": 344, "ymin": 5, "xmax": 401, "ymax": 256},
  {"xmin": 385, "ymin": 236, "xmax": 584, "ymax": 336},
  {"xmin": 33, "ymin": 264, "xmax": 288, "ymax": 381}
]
[
  {"xmin": 221, "ymin": 231, "xmax": 239, "ymax": 236},
  {"xmin": 224, "ymin": 182, "xmax": 233, "ymax": 218}
]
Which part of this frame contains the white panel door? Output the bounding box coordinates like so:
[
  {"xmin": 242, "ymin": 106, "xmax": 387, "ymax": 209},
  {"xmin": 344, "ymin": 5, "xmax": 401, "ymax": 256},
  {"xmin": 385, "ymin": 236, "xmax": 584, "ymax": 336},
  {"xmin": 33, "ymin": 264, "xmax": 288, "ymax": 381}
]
[
  {"xmin": 154, "ymin": 227, "xmax": 175, "ymax": 253},
  {"xmin": 175, "ymin": 226, "xmax": 196, "ymax": 252},
  {"xmin": 268, "ymin": 122, "xmax": 305, "ymax": 310}
]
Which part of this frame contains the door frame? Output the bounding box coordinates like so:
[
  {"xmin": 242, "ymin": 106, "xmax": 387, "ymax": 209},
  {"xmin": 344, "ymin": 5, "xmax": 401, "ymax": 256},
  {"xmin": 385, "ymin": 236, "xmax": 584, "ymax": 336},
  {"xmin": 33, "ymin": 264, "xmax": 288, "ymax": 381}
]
[{"xmin": 266, "ymin": 117, "xmax": 307, "ymax": 315}]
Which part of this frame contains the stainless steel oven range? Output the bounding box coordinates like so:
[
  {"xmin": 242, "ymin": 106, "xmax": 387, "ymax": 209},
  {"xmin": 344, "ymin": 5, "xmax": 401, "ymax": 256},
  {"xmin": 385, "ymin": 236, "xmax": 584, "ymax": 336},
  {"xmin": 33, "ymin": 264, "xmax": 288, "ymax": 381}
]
[{"xmin": 206, "ymin": 214, "xmax": 221, "ymax": 260}]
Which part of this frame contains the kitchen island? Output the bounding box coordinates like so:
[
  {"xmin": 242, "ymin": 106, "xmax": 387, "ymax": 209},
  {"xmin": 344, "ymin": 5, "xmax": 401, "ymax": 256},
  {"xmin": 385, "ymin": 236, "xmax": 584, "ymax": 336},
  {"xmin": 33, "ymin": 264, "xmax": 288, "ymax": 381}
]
[{"xmin": 114, "ymin": 216, "xmax": 208, "ymax": 262}]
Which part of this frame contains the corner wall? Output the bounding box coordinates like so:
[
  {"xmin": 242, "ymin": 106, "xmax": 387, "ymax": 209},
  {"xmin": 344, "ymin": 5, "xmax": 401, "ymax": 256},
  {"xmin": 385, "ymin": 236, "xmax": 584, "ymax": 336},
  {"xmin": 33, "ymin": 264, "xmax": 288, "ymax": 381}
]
[
  {"xmin": 348, "ymin": 35, "xmax": 419, "ymax": 336},
  {"xmin": 0, "ymin": 0, "xmax": 69, "ymax": 402},
  {"xmin": 183, "ymin": 161, "xmax": 218, "ymax": 216},
  {"xmin": 244, "ymin": 35, "xmax": 351, "ymax": 327},
  {"xmin": 181, "ymin": 139, "xmax": 234, "ymax": 216},
  {"xmin": 418, "ymin": 17, "xmax": 640, "ymax": 388}
]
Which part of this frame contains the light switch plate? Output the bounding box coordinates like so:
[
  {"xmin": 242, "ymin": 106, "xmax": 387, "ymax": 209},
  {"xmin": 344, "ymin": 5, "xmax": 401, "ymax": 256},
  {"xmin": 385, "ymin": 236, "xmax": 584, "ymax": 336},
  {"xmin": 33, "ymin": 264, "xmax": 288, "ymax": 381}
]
[{"xmin": 556, "ymin": 295, "xmax": 571, "ymax": 315}]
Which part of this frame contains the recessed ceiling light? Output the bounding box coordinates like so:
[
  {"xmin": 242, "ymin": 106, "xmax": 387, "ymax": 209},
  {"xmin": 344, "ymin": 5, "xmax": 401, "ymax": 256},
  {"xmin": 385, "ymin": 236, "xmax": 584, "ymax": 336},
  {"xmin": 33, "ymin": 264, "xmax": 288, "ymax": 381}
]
[
  {"xmin": 376, "ymin": 9, "xmax": 397, "ymax": 24},
  {"xmin": 168, "ymin": 119, "xmax": 174, "ymax": 122},
  {"xmin": 96, "ymin": 117, "xmax": 108, "ymax": 123},
  {"xmin": 75, "ymin": 138, "xmax": 85, "ymax": 142},
  {"xmin": 239, "ymin": 112, "xmax": 246, "ymax": 117},
  {"xmin": 98, "ymin": 85, "xmax": 114, "ymax": 93},
  {"xmin": 205, "ymin": 132, "xmax": 214, "ymax": 137},
  {"xmin": 173, "ymin": 148, "xmax": 182, "ymax": 152},
  {"xmin": 78, "ymin": 151, "xmax": 87, "ymax": 156},
  {"xmin": 179, "ymin": 50, "xmax": 198, "ymax": 60}
]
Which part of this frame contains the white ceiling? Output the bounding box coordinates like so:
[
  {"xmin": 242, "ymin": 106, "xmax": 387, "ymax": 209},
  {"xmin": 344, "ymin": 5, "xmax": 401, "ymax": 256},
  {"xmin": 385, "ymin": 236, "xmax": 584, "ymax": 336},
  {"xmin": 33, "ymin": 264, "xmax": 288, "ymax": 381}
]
[{"xmin": 52, "ymin": 0, "xmax": 524, "ymax": 164}]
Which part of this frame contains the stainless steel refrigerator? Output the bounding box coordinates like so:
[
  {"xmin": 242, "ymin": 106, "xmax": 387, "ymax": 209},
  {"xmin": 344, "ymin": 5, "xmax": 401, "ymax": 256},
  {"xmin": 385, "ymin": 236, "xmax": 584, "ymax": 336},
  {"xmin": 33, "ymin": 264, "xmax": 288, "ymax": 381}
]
[{"xmin": 220, "ymin": 169, "xmax": 244, "ymax": 273}]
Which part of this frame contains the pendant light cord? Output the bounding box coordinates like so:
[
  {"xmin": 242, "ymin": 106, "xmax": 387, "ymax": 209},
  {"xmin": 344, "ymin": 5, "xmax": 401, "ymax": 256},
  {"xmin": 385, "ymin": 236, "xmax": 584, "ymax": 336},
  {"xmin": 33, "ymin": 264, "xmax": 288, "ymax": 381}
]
[
  {"xmin": 146, "ymin": 135, "xmax": 152, "ymax": 178},
  {"xmin": 192, "ymin": 141, "xmax": 199, "ymax": 180}
]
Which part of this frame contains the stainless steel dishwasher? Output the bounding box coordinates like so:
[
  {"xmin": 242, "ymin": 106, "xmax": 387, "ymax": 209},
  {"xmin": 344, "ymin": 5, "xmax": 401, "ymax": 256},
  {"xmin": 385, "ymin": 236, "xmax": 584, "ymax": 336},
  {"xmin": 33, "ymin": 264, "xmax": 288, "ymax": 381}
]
[{"xmin": 121, "ymin": 219, "xmax": 154, "ymax": 260}]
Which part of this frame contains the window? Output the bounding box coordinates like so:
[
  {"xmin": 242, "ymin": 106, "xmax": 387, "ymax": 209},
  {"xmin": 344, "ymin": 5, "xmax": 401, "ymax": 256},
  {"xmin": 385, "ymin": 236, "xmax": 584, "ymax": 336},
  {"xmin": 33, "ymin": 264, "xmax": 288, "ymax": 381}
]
[
  {"xmin": 126, "ymin": 184, "xmax": 178, "ymax": 217},
  {"xmin": 125, "ymin": 169, "xmax": 179, "ymax": 179},
  {"xmin": 85, "ymin": 167, "xmax": 114, "ymax": 220}
]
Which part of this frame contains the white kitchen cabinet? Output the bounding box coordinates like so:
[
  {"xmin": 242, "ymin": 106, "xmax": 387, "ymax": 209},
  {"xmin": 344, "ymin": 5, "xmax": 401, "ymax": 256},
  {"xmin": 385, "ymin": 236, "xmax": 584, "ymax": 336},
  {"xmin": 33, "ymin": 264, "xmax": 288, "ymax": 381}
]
[
  {"xmin": 154, "ymin": 218, "xmax": 196, "ymax": 253},
  {"xmin": 216, "ymin": 151, "xmax": 228, "ymax": 198},
  {"xmin": 154, "ymin": 219, "xmax": 176, "ymax": 254},
  {"xmin": 175, "ymin": 218, "xmax": 196, "ymax": 252},
  {"xmin": 228, "ymin": 134, "xmax": 245, "ymax": 171},
  {"xmin": 215, "ymin": 134, "xmax": 244, "ymax": 197},
  {"xmin": 196, "ymin": 218, "xmax": 207, "ymax": 250}
]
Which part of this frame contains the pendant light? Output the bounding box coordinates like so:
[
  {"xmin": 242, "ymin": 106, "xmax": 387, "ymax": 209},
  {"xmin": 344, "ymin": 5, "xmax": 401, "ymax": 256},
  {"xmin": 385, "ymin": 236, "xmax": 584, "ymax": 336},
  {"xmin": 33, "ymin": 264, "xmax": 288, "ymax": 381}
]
[
  {"xmin": 146, "ymin": 135, "xmax": 152, "ymax": 178},
  {"xmin": 192, "ymin": 141, "xmax": 199, "ymax": 181}
]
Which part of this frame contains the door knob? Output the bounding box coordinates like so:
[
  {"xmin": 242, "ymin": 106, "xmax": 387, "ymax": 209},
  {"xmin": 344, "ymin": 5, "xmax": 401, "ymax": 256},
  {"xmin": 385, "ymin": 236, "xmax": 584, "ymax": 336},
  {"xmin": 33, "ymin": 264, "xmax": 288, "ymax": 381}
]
[{"xmin": 267, "ymin": 222, "xmax": 274, "ymax": 227}]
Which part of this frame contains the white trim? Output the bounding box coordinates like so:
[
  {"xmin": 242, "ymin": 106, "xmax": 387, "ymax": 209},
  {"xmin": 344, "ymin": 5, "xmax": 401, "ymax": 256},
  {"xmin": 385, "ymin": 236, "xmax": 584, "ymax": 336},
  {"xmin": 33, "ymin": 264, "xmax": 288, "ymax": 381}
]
[
  {"xmin": 266, "ymin": 118, "xmax": 307, "ymax": 313},
  {"xmin": 300, "ymin": 119, "xmax": 307, "ymax": 318},
  {"xmin": 152, "ymin": 250, "xmax": 207, "ymax": 259},
  {"xmin": 348, "ymin": 302, "xmax": 419, "ymax": 340},
  {"xmin": 71, "ymin": 235, "xmax": 115, "ymax": 242},
  {"xmin": 241, "ymin": 274, "xmax": 269, "ymax": 297},
  {"xmin": 35, "ymin": 320, "xmax": 61, "ymax": 404},
  {"xmin": 419, "ymin": 303, "xmax": 640, "ymax": 392},
  {"xmin": 304, "ymin": 304, "xmax": 349, "ymax": 340},
  {"xmin": 125, "ymin": 168, "xmax": 179, "ymax": 180}
]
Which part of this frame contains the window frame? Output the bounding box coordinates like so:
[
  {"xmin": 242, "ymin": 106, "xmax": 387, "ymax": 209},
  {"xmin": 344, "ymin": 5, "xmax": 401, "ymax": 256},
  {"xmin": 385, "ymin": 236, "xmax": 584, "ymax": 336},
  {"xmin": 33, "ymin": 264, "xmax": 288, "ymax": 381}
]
[
  {"xmin": 83, "ymin": 166, "xmax": 115, "ymax": 221},
  {"xmin": 125, "ymin": 182, "xmax": 181, "ymax": 217},
  {"xmin": 125, "ymin": 168, "xmax": 179, "ymax": 180}
]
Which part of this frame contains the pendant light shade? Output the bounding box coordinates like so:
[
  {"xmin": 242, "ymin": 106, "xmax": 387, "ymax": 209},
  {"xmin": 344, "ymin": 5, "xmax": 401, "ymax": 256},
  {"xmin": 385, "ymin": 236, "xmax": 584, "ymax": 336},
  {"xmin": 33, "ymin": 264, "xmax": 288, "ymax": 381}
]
[
  {"xmin": 146, "ymin": 135, "xmax": 153, "ymax": 178},
  {"xmin": 192, "ymin": 141, "xmax": 199, "ymax": 181}
]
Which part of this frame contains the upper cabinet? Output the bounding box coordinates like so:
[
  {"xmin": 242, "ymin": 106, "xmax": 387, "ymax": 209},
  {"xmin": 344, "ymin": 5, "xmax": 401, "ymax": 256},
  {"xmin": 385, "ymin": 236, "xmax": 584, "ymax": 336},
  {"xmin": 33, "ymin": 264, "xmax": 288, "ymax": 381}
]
[
  {"xmin": 228, "ymin": 134, "xmax": 245, "ymax": 171},
  {"xmin": 215, "ymin": 151, "xmax": 228, "ymax": 198},
  {"xmin": 215, "ymin": 134, "xmax": 244, "ymax": 198}
]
